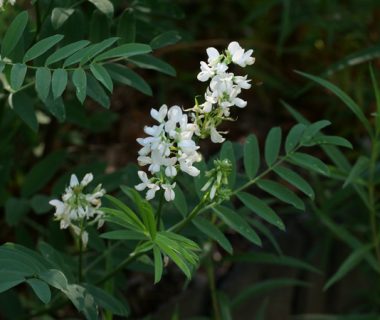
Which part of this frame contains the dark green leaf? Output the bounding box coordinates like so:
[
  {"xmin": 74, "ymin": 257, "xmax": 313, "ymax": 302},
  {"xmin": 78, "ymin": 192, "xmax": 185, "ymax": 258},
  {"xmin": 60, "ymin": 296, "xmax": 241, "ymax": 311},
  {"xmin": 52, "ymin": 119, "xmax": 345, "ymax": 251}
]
[
  {"xmin": 86, "ymin": 74, "xmax": 110, "ymax": 108},
  {"xmin": 90, "ymin": 64, "xmax": 113, "ymax": 92},
  {"xmin": 52, "ymin": 68, "xmax": 68, "ymax": 99},
  {"xmin": 45, "ymin": 40, "xmax": 90, "ymax": 66},
  {"xmin": 100, "ymin": 230, "xmax": 147, "ymax": 240},
  {"xmin": 51, "ymin": 7, "xmax": 75, "ymax": 29},
  {"xmin": 72, "ymin": 68, "xmax": 87, "ymax": 104},
  {"xmin": 10, "ymin": 91, "xmax": 38, "ymax": 132},
  {"xmin": 21, "ymin": 151, "xmax": 66, "ymax": 197},
  {"xmin": 1, "ymin": 11, "xmax": 29, "ymax": 58},
  {"xmin": 306, "ymin": 135, "xmax": 353, "ymax": 149},
  {"xmin": 343, "ymin": 156, "xmax": 369, "ymax": 188},
  {"xmin": 88, "ymin": 0, "xmax": 114, "ymax": 18},
  {"xmin": 106, "ymin": 63, "xmax": 152, "ymax": 96},
  {"xmin": 288, "ymin": 152, "xmax": 330, "ymax": 176},
  {"xmin": 5, "ymin": 198, "xmax": 29, "ymax": 226},
  {"xmin": 35, "ymin": 67, "xmax": 51, "ymax": 101},
  {"xmin": 23, "ymin": 35, "xmax": 64, "ymax": 63},
  {"xmin": 285, "ymin": 123, "xmax": 305, "ymax": 153},
  {"xmin": 128, "ymin": 54, "xmax": 176, "ymax": 76},
  {"xmin": 193, "ymin": 217, "xmax": 233, "ymax": 254},
  {"xmin": 150, "ymin": 31, "xmax": 181, "ymax": 49},
  {"xmin": 44, "ymin": 94, "xmax": 66, "ymax": 122},
  {"xmin": 173, "ymin": 184, "xmax": 188, "ymax": 217},
  {"xmin": 95, "ymin": 43, "xmax": 151, "ymax": 61},
  {"xmin": 244, "ymin": 134, "xmax": 260, "ymax": 179},
  {"xmin": 117, "ymin": 9, "xmax": 136, "ymax": 44},
  {"xmin": 213, "ymin": 206, "xmax": 262, "ymax": 246},
  {"xmin": 237, "ymin": 192, "xmax": 285, "ymax": 230},
  {"xmin": 257, "ymin": 179, "xmax": 305, "ymax": 210},
  {"xmin": 153, "ymin": 246, "xmax": 163, "ymax": 284},
  {"xmin": 300, "ymin": 120, "xmax": 331, "ymax": 144},
  {"xmin": 265, "ymin": 127, "xmax": 282, "ymax": 166},
  {"xmin": 274, "ymin": 166, "xmax": 314, "ymax": 198},
  {"xmin": 10, "ymin": 64, "xmax": 27, "ymax": 90},
  {"xmin": 26, "ymin": 279, "xmax": 51, "ymax": 304}
]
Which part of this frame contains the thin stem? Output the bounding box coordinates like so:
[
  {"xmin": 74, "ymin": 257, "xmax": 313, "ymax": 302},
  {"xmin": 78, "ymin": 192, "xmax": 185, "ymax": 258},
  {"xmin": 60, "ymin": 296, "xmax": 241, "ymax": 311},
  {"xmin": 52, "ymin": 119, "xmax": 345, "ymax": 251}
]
[
  {"xmin": 206, "ymin": 253, "xmax": 221, "ymax": 320},
  {"xmin": 78, "ymin": 221, "xmax": 85, "ymax": 283}
]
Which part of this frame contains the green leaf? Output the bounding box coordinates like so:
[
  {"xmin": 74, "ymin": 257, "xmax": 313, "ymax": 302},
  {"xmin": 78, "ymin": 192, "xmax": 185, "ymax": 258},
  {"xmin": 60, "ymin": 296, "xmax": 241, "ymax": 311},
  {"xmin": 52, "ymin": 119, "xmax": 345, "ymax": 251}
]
[
  {"xmin": 193, "ymin": 217, "xmax": 233, "ymax": 254},
  {"xmin": 257, "ymin": 179, "xmax": 305, "ymax": 210},
  {"xmin": 106, "ymin": 63, "xmax": 152, "ymax": 96},
  {"xmin": 39, "ymin": 269, "xmax": 68, "ymax": 291},
  {"xmin": 23, "ymin": 35, "xmax": 64, "ymax": 63},
  {"xmin": 231, "ymin": 278, "xmax": 308, "ymax": 308},
  {"xmin": 51, "ymin": 68, "xmax": 68, "ymax": 99},
  {"xmin": 300, "ymin": 120, "xmax": 331, "ymax": 144},
  {"xmin": 63, "ymin": 284, "xmax": 98, "ymax": 319},
  {"xmin": 51, "ymin": 7, "xmax": 75, "ymax": 29},
  {"xmin": 0, "ymin": 61, "xmax": 5, "ymax": 73},
  {"xmin": 296, "ymin": 71, "xmax": 372, "ymax": 135},
  {"xmin": 5, "ymin": 197, "xmax": 29, "ymax": 226},
  {"xmin": 35, "ymin": 67, "xmax": 51, "ymax": 101},
  {"xmin": 117, "ymin": 9, "xmax": 136, "ymax": 44},
  {"xmin": 370, "ymin": 65, "xmax": 380, "ymax": 132},
  {"xmin": 226, "ymin": 252, "xmax": 321, "ymax": 274},
  {"xmin": 244, "ymin": 134, "xmax": 260, "ymax": 179},
  {"xmin": 237, "ymin": 192, "xmax": 285, "ymax": 230},
  {"xmin": 21, "ymin": 151, "xmax": 66, "ymax": 197},
  {"xmin": 95, "ymin": 43, "xmax": 151, "ymax": 61},
  {"xmin": 306, "ymin": 135, "xmax": 353, "ymax": 149},
  {"xmin": 324, "ymin": 245, "xmax": 372, "ymax": 290},
  {"xmin": 88, "ymin": 0, "xmax": 114, "ymax": 18},
  {"xmin": 0, "ymin": 272, "xmax": 25, "ymax": 293},
  {"xmin": 72, "ymin": 68, "xmax": 87, "ymax": 104},
  {"xmin": 10, "ymin": 91, "xmax": 38, "ymax": 132},
  {"xmin": 150, "ymin": 31, "xmax": 181, "ymax": 49},
  {"xmin": 173, "ymin": 184, "xmax": 188, "ymax": 217},
  {"xmin": 213, "ymin": 206, "xmax": 262, "ymax": 246},
  {"xmin": 10, "ymin": 64, "xmax": 27, "ymax": 91},
  {"xmin": 44, "ymin": 94, "xmax": 66, "ymax": 122},
  {"xmin": 285, "ymin": 123, "xmax": 305, "ymax": 153},
  {"xmin": 288, "ymin": 152, "xmax": 330, "ymax": 176},
  {"xmin": 79, "ymin": 37, "xmax": 119, "ymax": 65},
  {"xmin": 30, "ymin": 194, "xmax": 52, "ymax": 214},
  {"xmin": 26, "ymin": 279, "xmax": 51, "ymax": 304},
  {"xmin": 128, "ymin": 54, "xmax": 176, "ymax": 76},
  {"xmin": 86, "ymin": 74, "xmax": 110, "ymax": 108},
  {"xmin": 343, "ymin": 156, "xmax": 369, "ymax": 188},
  {"xmin": 264, "ymin": 127, "xmax": 282, "ymax": 166},
  {"xmin": 153, "ymin": 245, "xmax": 163, "ymax": 284},
  {"xmin": 217, "ymin": 291, "xmax": 232, "ymax": 320},
  {"xmin": 45, "ymin": 40, "xmax": 90, "ymax": 66},
  {"xmin": 1, "ymin": 11, "xmax": 29, "ymax": 58},
  {"xmin": 90, "ymin": 64, "xmax": 113, "ymax": 92},
  {"xmin": 220, "ymin": 141, "xmax": 236, "ymax": 188},
  {"xmin": 84, "ymin": 284, "xmax": 129, "ymax": 316},
  {"xmin": 274, "ymin": 166, "xmax": 314, "ymax": 198},
  {"xmin": 100, "ymin": 230, "xmax": 147, "ymax": 240}
]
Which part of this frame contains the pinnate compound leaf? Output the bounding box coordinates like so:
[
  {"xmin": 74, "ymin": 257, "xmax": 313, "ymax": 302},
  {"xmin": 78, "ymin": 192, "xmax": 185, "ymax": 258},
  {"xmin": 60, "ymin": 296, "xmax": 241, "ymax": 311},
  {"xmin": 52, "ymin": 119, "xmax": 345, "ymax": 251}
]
[
  {"xmin": 23, "ymin": 35, "xmax": 64, "ymax": 63},
  {"xmin": 237, "ymin": 192, "xmax": 285, "ymax": 230},
  {"xmin": 1, "ymin": 11, "xmax": 29, "ymax": 58},
  {"xmin": 265, "ymin": 127, "xmax": 282, "ymax": 166},
  {"xmin": 244, "ymin": 134, "xmax": 260, "ymax": 179},
  {"xmin": 213, "ymin": 206, "xmax": 262, "ymax": 246}
]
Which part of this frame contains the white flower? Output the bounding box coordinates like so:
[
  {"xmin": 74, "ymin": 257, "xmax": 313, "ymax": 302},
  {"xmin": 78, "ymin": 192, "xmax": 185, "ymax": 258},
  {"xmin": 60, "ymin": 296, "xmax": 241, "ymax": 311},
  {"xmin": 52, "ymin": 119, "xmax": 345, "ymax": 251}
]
[
  {"xmin": 234, "ymin": 75, "xmax": 251, "ymax": 90},
  {"xmin": 227, "ymin": 41, "xmax": 255, "ymax": 67},
  {"xmin": 210, "ymin": 126, "xmax": 225, "ymax": 143},
  {"xmin": 151, "ymin": 104, "xmax": 168, "ymax": 123},
  {"xmin": 162, "ymin": 182, "xmax": 176, "ymax": 201},
  {"xmin": 206, "ymin": 47, "xmax": 221, "ymax": 66},
  {"xmin": 135, "ymin": 171, "xmax": 161, "ymax": 200}
]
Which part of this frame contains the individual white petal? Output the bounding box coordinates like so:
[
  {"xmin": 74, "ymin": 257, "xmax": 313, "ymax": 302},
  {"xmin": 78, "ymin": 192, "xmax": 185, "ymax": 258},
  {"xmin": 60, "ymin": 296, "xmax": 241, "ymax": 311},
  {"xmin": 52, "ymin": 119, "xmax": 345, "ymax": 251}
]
[
  {"xmin": 137, "ymin": 170, "xmax": 149, "ymax": 183},
  {"xmin": 70, "ymin": 174, "xmax": 79, "ymax": 187},
  {"xmin": 49, "ymin": 199, "xmax": 65, "ymax": 214},
  {"xmin": 81, "ymin": 173, "xmax": 93, "ymax": 186},
  {"xmin": 210, "ymin": 126, "xmax": 225, "ymax": 143},
  {"xmin": 234, "ymin": 97, "xmax": 247, "ymax": 108},
  {"xmin": 227, "ymin": 41, "xmax": 241, "ymax": 55},
  {"xmin": 210, "ymin": 184, "xmax": 217, "ymax": 199},
  {"xmin": 135, "ymin": 183, "xmax": 147, "ymax": 191},
  {"xmin": 81, "ymin": 231, "xmax": 89, "ymax": 248},
  {"xmin": 146, "ymin": 185, "xmax": 159, "ymax": 200}
]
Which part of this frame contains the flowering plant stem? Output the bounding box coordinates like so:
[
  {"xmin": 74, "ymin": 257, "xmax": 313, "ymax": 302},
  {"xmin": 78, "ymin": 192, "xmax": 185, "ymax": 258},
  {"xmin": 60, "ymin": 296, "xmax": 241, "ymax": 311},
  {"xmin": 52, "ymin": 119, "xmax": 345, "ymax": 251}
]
[
  {"xmin": 78, "ymin": 222, "xmax": 84, "ymax": 282},
  {"xmin": 206, "ymin": 251, "xmax": 221, "ymax": 320}
]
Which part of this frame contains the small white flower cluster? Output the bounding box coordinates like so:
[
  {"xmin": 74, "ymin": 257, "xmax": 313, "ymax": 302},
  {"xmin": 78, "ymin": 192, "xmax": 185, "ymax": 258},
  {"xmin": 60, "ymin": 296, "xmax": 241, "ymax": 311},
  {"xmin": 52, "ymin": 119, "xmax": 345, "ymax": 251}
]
[
  {"xmin": 136, "ymin": 41, "xmax": 254, "ymax": 202},
  {"xmin": 136, "ymin": 105, "xmax": 201, "ymax": 201},
  {"xmin": 49, "ymin": 173, "xmax": 106, "ymax": 247},
  {"xmin": 201, "ymin": 159, "xmax": 232, "ymax": 200},
  {"xmin": 0, "ymin": 0, "xmax": 15, "ymax": 9},
  {"xmin": 194, "ymin": 41, "xmax": 255, "ymax": 143}
]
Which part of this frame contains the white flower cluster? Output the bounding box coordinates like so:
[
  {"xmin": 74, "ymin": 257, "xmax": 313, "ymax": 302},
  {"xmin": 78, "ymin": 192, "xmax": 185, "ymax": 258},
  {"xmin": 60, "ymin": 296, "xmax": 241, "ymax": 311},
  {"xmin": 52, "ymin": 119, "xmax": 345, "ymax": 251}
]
[
  {"xmin": 136, "ymin": 105, "xmax": 201, "ymax": 201},
  {"xmin": 49, "ymin": 173, "xmax": 106, "ymax": 247},
  {"xmin": 136, "ymin": 41, "xmax": 254, "ymax": 202},
  {"xmin": 0, "ymin": 0, "xmax": 15, "ymax": 9},
  {"xmin": 194, "ymin": 41, "xmax": 255, "ymax": 143}
]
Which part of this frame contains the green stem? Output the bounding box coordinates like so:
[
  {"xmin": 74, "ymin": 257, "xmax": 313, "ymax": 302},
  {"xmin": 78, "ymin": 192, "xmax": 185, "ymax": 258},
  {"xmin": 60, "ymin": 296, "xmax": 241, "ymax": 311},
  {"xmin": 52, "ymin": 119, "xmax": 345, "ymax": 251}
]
[
  {"xmin": 78, "ymin": 222, "xmax": 85, "ymax": 283},
  {"xmin": 206, "ymin": 252, "xmax": 221, "ymax": 320}
]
